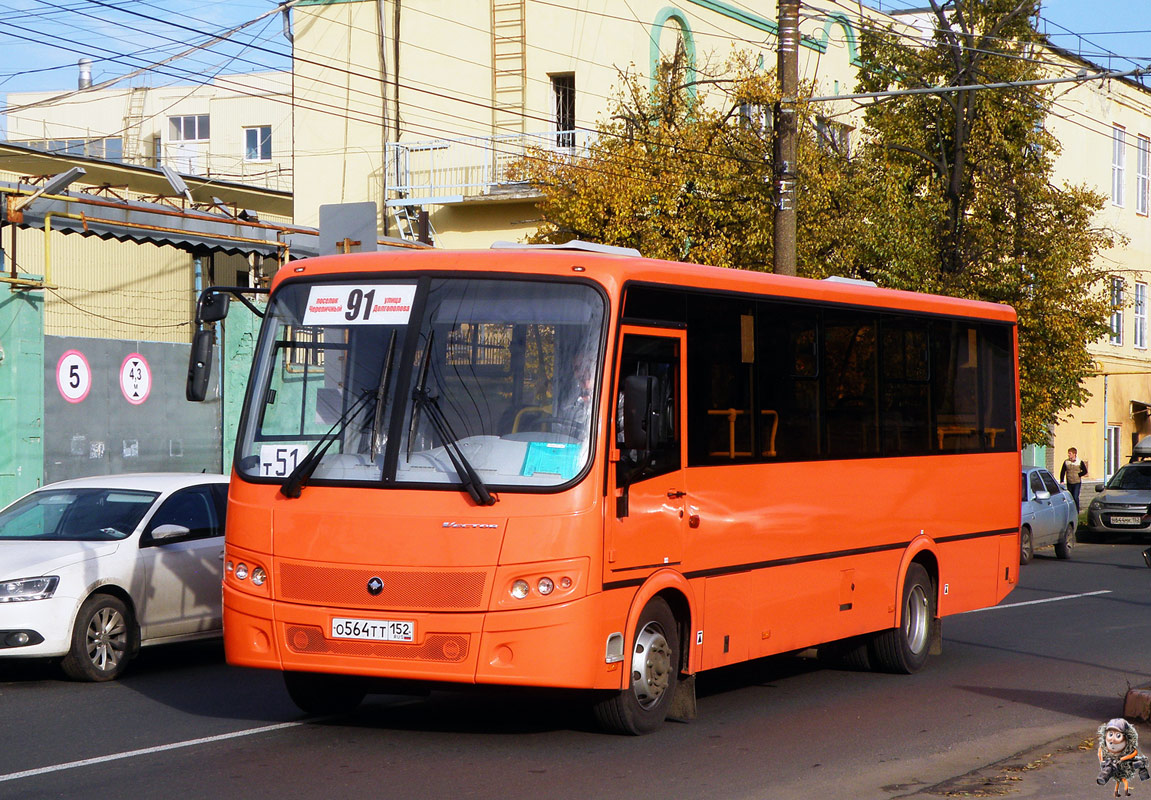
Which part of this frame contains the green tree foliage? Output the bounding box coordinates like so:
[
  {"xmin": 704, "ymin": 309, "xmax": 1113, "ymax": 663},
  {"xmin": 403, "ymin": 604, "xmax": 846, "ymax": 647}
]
[
  {"xmin": 847, "ymin": 0, "xmax": 1118, "ymax": 444},
  {"xmin": 511, "ymin": 0, "xmax": 1119, "ymax": 445}
]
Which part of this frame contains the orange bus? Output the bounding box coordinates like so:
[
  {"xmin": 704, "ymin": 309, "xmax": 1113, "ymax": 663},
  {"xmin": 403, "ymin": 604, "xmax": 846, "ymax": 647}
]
[{"xmin": 188, "ymin": 243, "xmax": 1020, "ymax": 734}]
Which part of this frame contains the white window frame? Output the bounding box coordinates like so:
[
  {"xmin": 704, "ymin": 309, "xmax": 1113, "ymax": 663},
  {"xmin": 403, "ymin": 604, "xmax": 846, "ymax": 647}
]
[
  {"xmin": 1111, "ymin": 277, "xmax": 1125, "ymax": 345},
  {"xmin": 1113, "ymin": 125, "xmax": 1126, "ymax": 207},
  {"xmin": 1106, "ymin": 424, "xmax": 1121, "ymax": 479},
  {"xmin": 1138, "ymin": 134, "xmax": 1150, "ymax": 216},
  {"xmin": 244, "ymin": 126, "xmax": 272, "ymax": 162},
  {"xmin": 1137, "ymin": 282, "xmax": 1147, "ymax": 349},
  {"xmin": 169, "ymin": 115, "xmax": 209, "ymax": 143}
]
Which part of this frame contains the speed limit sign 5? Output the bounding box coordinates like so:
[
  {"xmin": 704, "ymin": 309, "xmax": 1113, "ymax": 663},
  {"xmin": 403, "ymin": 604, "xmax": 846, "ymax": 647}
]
[{"xmin": 56, "ymin": 350, "xmax": 92, "ymax": 404}]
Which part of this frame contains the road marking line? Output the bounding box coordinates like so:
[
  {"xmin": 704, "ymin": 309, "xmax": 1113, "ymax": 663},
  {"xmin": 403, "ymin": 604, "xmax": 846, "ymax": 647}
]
[
  {"xmin": 0, "ymin": 720, "xmax": 307, "ymax": 784},
  {"xmin": 961, "ymin": 589, "xmax": 1112, "ymax": 614}
]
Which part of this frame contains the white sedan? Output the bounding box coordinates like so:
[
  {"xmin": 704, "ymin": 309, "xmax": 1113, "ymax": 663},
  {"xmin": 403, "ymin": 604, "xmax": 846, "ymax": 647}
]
[{"xmin": 0, "ymin": 473, "xmax": 228, "ymax": 681}]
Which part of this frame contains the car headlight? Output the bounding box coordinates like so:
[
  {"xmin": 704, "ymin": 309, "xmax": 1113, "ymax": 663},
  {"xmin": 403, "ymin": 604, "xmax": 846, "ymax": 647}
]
[{"xmin": 0, "ymin": 576, "xmax": 59, "ymax": 602}]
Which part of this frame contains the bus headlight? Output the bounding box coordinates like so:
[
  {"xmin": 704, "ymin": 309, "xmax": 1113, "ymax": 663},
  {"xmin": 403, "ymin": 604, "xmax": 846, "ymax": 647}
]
[{"xmin": 493, "ymin": 558, "xmax": 588, "ymax": 610}]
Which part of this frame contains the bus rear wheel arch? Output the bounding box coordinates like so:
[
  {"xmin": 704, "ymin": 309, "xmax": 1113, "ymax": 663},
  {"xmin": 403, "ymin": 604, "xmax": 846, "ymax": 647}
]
[
  {"xmin": 593, "ymin": 596, "xmax": 682, "ymax": 735},
  {"xmin": 868, "ymin": 562, "xmax": 936, "ymax": 674}
]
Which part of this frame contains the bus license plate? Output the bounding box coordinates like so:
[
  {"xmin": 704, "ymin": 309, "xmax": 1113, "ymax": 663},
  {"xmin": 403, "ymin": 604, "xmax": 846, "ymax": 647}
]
[
  {"xmin": 1111, "ymin": 515, "xmax": 1142, "ymax": 525},
  {"xmin": 331, "ymin": 618, "xmax": 415, "ymax": 642}
]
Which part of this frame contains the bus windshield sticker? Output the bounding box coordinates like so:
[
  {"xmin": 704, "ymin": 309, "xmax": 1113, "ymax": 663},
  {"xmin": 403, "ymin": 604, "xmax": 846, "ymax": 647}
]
[
  {"xmin": 520, "ymin": 441, "xmax": 581, "ymax": 480},
  {"xmin": 302, "ymin": 284, "xmax": 416, "ymax": 326},
  {"xmin": 260, "ymin": 443, "xmax": 312, "ymax": 478}
]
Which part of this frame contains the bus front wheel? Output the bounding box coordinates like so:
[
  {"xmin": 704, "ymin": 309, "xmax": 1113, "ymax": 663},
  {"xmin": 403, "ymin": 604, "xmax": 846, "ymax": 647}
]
[
  {"xmin": 868, "ymin": 563, "xmax": 935, "ymax": 674},
  {"xmin": 593, "ymin": 597, "xmax": 680, "ymax": 735}
]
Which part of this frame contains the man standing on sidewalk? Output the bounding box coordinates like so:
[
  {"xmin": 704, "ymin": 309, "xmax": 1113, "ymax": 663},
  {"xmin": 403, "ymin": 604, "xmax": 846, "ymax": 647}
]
[{"xmin": 1060, "ymin": 446, "xmax": 1088, "ymax": 512}]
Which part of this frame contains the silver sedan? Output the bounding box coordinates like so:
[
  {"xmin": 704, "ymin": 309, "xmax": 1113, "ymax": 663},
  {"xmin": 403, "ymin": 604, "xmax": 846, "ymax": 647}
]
[{"xmin": 1021, "ymin": 466, "xmax": 1077, "ymax": 564}]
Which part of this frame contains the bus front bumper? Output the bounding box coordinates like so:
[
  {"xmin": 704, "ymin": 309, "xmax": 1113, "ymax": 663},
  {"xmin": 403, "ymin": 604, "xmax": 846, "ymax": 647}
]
[{"xmin": 223, "ymin": 584, "xmax": 621, "ymax": 690}]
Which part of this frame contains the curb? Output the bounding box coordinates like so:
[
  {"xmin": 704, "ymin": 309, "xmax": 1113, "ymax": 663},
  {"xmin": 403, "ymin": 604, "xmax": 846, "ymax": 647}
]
[{"xmin": 1124, "ymin": 686, "xmax": 1151, "ymax": 722}]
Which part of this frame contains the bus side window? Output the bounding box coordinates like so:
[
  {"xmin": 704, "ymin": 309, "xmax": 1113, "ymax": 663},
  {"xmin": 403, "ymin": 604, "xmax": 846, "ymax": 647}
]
[{"xmin": 616, "ymin": 335, "xmax": 681, "ymax": 487}]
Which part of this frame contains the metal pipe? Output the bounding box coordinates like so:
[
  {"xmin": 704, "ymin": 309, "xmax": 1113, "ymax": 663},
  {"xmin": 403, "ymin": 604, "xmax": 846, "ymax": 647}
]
[{"xmin": 1104, "ymin": 374, "xmax": 1110, "ymax": 482}]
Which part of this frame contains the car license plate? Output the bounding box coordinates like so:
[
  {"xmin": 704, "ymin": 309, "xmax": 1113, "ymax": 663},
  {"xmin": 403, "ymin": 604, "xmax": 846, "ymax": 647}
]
[
  {"xmin": 331, "ymin": 618, "xmax": 414, "ymax": 642},
  {"xmin": 1110, "ymin": 515, "xmax": 1142, "ymax": 525}
]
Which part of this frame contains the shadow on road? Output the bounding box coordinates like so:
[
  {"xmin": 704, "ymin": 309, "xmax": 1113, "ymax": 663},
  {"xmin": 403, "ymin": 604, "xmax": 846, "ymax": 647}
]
[{"xmin": 954, "ymin": 684, "xmax": 1122, "ymax": 720}]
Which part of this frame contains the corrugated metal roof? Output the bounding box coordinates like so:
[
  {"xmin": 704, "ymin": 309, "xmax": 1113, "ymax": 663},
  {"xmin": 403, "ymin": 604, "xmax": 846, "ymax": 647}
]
[
  {"xmin": 5, "ymin": 183, "xmax": 316, "ymax": 258},
  {"xmin": 0, "ymin": 141, "xmax": 292, "ymax": 217}
]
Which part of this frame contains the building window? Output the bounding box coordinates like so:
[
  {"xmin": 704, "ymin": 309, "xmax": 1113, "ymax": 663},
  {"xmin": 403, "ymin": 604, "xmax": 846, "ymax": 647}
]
[
  {"xmin": 551, "ymin": 73, "xmax": 575, "ymax": 148},
  {"xmin": 815, "ymin": 117, "xmax": 851, "ymax": 155},
  {"xmin": 1112, "ymin": 125, "xmax": 1126, "ymax": 207},
  {"xmin": 1107, "ymin": 424, "xmax": 1121, "ymax": 479},
  {"xmin": 244, "ymin": 126, "xmax": 272, "ymax": 161},
  {"xmin": 1111, "ymin": 277, "xmax": 1125, "ymax": 345},
  {"xmin": 738, "ymin": 103, "xmax": 772, "ymax": 135},
  {"xmin": 170, "ymin": 115, "xmax": 210, "ymax": 142},
  {"xmin": 1138, "ymin": 135, "xmax": 1150, "ymax": 216},
  {"xmin": 17, "ymin": 137, "xmax": 122, "ymax": 162},
  {"xmin": 1137, "ymin": 282, "xmax": 1147, "ymax": 349}
]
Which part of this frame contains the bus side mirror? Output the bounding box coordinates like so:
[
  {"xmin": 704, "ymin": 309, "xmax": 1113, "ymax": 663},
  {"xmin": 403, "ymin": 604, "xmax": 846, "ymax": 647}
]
[
  {"xmin": 621, "ymin": 375, "xmax": 656, "ymax": 451},
  {"xmin": 186, "ymin": 327, "xmax": 215, "ymax": 402},
  {"xmin": 198, "ymin": 291, "xmax": 230, "ymax": 323}
]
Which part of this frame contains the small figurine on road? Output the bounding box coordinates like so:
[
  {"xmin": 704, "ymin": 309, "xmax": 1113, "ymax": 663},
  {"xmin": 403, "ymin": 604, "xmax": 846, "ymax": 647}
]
[{"xmin": 1097, "ymin": 718, "xmax": 1150, "ymax": 797}]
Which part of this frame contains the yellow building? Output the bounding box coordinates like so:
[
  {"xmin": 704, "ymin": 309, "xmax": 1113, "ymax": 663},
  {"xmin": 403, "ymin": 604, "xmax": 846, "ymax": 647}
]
[
  {"xmin": 289, "ymin": 0, "xmax": 875, "ymax": 243},
  {"xmin": 6, "ymin": 70, "xmax": 292, "ymax": 192},
  {"xmin": 1042, "ymin": 49, "xmax": 1151, "ymax": 481}
]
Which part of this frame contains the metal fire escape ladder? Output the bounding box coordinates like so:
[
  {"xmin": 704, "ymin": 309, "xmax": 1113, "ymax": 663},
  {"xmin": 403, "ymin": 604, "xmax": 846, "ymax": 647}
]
[
  {"xmin": 491, "ymin": 0, "xmax": 526, "ymax": 143},
  {"xmin": 122, "ymin": 86, "xmax": 148, "ymax": 166},
  {"xmin": 389, "ymin": 204, "xmax": 436, "ymax": 244}
]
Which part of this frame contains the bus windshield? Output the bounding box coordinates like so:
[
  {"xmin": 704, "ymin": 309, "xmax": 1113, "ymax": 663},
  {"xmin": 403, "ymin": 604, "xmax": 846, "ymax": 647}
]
[{"xmin": 235, "ymin": 277, "xmax": 606, "ymax": 491}]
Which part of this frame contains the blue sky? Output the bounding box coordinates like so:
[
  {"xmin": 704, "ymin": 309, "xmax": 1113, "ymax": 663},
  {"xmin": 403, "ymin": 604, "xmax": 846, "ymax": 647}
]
[{"xmin": 867, "ymin": 1, "xmax": 1150, "ymax": 71}]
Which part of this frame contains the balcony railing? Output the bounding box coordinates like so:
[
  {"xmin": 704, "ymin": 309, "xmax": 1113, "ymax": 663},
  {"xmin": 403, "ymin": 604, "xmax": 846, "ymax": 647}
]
[{"xmin": 386, "ymin": 130, "xmax": 589, "ymax": 205}]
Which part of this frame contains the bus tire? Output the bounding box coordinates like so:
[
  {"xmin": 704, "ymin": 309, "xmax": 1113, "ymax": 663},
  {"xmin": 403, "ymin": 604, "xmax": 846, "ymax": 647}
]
[
  {"xmin": 283, "ymin": 671, "xmax": 365, "ymax": 715},
  {"xmin": 868, "ymin": 563, "xmax": 934, "ymax": 674},
  {"xmin": 593, "ymin": 597, "xmax": 679, "ymax": 735}
]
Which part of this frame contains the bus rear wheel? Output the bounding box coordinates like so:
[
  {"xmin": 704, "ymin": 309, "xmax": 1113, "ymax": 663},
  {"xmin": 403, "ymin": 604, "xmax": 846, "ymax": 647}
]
[
  {"xmin": 593, "ymin": 597, "xmax": 679, "ymax": 735},
  {"xmin": 283, "ymin": 671, "xmax": 366, "ymax": 715},
  {"xmin": 868, "ymin": 563, "xmax": 935, "ymax": 674}
]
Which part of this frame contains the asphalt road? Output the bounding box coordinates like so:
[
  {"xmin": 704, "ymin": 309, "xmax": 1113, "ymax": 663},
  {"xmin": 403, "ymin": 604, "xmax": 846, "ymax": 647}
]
[{"xmin": 3, "ymin": 540, "xmax": 1149, "ymax": 800}]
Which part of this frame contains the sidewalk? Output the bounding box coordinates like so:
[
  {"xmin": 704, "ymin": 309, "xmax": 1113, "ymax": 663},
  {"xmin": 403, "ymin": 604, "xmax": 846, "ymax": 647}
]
[{"xmin": 906, "ymin": 688, "xmax": 1151, "ymax": 798}]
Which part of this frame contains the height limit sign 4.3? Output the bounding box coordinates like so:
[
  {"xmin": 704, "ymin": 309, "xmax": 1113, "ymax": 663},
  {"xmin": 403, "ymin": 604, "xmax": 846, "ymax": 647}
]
[{"xmin": 120, "ymin": 353, "xmax": 152, "ymax": 405}]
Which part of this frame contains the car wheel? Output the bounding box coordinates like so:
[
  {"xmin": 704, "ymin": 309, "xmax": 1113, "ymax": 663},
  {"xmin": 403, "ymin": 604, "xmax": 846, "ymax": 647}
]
[
  {"xmin": 592, "ymin": 597, "xmax": 680, "ymax": 735},
  {"xmin": 283, "ymin": 671, "xmax": 366, "ymax": 715},
  {"xmin": 1020, "ymin": 526, "xmax": 1034, "ymax": 565},
  {"xmin": 868, "ymin": 563, "xmax": 935, "ymax": 674},
  {"xmin": 61, "ymin": 594, "xmax": 136, "ymax": 682},
  {"xmin": 1055, "ymin": 523, "xmax": 1075, "ymax": 560}
]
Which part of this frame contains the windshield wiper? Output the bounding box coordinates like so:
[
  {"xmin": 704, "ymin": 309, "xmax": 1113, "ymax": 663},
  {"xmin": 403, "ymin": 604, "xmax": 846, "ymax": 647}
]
[
  {"xmin": 409, "ymin": 333, "xmax": 496, "ymax": 506},
  {"xmin": 369, "ymin": 331, "xmax": 398, "ymax": 460},
  {"xmin": 280, "ymin": 389, "xmax": 375, "ymax": 499}
]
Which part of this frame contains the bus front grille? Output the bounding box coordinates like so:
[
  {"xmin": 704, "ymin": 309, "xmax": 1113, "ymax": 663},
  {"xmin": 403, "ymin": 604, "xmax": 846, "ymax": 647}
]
[
  {"xmin": 277, "ymin": 562, "xmax": 490, "ymax": 610},
  {"xmin": 285, "ymin": 625, "xmax": 469, "ymax": 662}
]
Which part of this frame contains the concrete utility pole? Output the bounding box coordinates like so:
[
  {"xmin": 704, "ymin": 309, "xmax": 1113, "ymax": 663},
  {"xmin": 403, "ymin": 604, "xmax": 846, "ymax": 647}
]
[{"xmin": 773, "ymin": 0, "xmax": 799, "ymax": 276}]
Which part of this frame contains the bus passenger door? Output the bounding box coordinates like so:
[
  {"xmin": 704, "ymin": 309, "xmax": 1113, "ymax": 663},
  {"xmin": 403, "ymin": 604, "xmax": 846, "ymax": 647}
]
[{"xmin": 606, "ymin": 327, "xmax": 688, "ymax": 579}]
